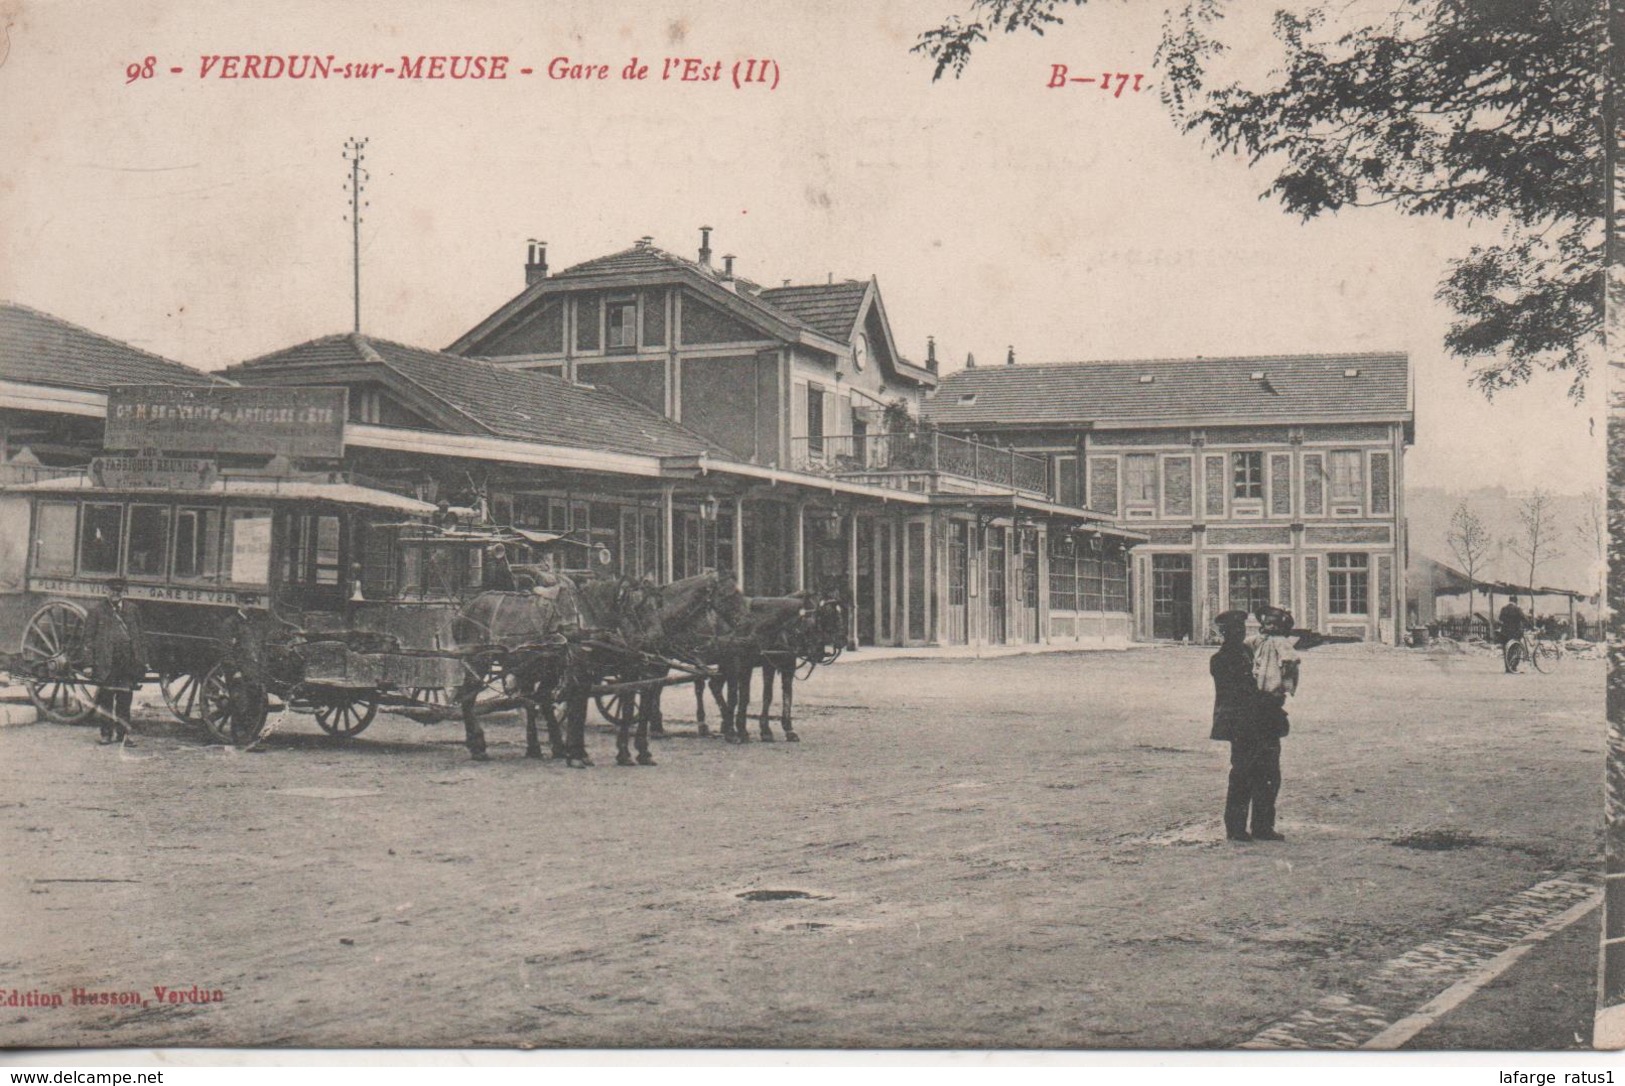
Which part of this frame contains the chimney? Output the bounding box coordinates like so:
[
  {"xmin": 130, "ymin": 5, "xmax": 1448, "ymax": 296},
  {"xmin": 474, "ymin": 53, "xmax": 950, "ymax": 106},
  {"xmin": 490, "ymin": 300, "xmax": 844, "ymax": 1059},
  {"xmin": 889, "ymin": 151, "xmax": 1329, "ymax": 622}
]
[
  {"xmin": 926, "ymin": 336, "xmax": 938, "ymax": 374},
  {"xmin": 722, "ymin": 254, "xmax": 735, "ymax": 279},
  {"xmin": 1006, "ymin": 345, "xmax": 1015, "ymax": 366},
  {"xmin": 698, "ymin": 225, "xmax": 713, "ymax": 267},
  {"xmin": 525, "ymin": 239, "xmax": 548, "ymax": 286},
  {"xmin": 635, "ymin": 235, "xmax": 654, "ymax": 249},
  {"xmin": 966, "ymin": 352, "xmax": 976, "ymax": 369}
]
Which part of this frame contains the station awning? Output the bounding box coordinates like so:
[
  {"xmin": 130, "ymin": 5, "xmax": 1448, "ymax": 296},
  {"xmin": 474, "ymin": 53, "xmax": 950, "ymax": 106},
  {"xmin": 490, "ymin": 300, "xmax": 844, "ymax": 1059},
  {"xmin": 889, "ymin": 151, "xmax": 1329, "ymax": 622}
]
[
  {"xmin": 8, "ymin": 474, "xmax": 438, "ymax": 516},
  {"xmin": 928, "ymin": 492, "xmax": 1148, "ymax": 543}
]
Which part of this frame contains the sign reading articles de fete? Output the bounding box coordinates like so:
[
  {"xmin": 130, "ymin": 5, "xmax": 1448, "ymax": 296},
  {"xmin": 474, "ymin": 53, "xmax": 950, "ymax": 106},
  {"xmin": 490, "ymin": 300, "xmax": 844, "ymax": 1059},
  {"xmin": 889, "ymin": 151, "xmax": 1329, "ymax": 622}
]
[{"xmin": 104, "ymin": 386, "xmax": 348, "ymax": 458}]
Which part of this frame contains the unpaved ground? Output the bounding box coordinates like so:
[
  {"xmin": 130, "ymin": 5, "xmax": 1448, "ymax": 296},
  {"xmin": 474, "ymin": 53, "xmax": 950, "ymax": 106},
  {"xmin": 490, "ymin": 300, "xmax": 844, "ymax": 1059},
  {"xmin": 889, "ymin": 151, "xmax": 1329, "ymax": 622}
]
[{"xmin": 0, "ymin": 645, "xmax": 1602, "ymax": 1049}]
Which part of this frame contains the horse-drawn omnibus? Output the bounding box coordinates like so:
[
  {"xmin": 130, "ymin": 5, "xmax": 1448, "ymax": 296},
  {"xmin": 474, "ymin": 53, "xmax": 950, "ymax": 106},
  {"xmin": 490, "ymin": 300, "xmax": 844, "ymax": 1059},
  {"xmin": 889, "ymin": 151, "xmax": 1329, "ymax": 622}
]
[{"xmin": 0, "ymin": 463, "xmax": 499, "ymax": 741}]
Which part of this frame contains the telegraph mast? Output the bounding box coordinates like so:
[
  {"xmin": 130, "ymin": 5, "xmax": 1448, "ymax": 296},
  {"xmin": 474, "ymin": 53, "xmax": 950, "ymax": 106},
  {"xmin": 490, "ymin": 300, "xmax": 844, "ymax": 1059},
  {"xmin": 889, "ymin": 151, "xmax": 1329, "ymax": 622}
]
[{"xmin": 342, "ymin": 137, "xmax": 370, "ymax": 333}]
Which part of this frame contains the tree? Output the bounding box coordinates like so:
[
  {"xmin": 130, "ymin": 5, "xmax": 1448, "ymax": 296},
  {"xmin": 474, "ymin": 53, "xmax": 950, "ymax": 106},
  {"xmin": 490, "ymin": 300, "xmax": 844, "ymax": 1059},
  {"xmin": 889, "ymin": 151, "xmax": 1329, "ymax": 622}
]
[
  {"xmin": 915, "ymin": 0, "xmax": 1603, "ymax": 399},
  {"xmin": 1506, "ymin": 488, "xmax": 1565, "ymax": 608},
  {"xmin": 1576, "ymin": 492, "xmax": 1607, "ymax": 629},
  {"xmin": 1445, "ymin": 501, "xmax": 1493, "ymax": 627}
]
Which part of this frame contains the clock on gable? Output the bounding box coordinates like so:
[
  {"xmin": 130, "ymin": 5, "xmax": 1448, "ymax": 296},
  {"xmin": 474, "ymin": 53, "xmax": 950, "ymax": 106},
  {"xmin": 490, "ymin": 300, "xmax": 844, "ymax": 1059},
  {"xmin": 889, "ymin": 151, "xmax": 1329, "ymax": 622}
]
[{"xmin": 853, "ymin": 332, "xmax": 870, "ymax": 372}]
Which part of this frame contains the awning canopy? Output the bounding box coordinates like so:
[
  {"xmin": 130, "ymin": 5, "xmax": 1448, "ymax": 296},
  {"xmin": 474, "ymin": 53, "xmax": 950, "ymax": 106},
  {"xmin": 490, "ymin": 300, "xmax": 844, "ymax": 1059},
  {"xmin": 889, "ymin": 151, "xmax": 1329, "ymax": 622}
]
[
  {"xmin": 928, "ymin": 492, "xmax": 1148, "ymax": 543},
  {"xmin": 8, "ymin": 473, "xmax": 438, "ymax": 516}
]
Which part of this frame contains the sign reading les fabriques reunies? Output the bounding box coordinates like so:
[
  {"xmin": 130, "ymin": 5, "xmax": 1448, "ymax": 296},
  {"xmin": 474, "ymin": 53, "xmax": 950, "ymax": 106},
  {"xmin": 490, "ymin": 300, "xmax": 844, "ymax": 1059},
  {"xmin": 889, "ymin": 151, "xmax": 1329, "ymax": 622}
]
[{"xmin": 104, "ymin": 386, "xmax": 347, "ymax": 458}]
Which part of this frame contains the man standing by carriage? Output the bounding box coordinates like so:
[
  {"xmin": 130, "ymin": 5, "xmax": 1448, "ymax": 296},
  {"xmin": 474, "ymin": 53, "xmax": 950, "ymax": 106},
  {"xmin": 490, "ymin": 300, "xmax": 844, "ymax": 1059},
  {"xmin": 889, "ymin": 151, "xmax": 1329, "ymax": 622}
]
[{"xmin": 82, "ymin": 577, "xmax": 148, "ymax": 746}]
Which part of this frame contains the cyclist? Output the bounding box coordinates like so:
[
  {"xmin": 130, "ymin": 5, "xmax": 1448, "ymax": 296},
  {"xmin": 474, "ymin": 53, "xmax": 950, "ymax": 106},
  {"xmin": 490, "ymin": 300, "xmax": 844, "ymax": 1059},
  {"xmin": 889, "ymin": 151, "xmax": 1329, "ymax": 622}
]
[{"xmin": 1498, "ymin": 595, "xmax": 1531, "ymax": 673}]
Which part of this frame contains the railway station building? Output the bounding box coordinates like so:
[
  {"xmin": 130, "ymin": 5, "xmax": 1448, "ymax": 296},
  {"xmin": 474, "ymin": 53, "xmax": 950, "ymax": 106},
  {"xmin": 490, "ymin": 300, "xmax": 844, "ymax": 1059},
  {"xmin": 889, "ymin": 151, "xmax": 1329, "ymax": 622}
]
[{"xmin": 924, "ymin": 352, "xmax": 1414, "ymax": 644}]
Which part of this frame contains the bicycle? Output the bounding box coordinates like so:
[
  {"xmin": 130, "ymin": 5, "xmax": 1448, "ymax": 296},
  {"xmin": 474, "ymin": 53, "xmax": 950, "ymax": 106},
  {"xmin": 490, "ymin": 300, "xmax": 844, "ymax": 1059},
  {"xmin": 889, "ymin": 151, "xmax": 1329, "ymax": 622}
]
[{"xmin": 1505, "ymin": 628, "xmax": 1562, "ymax": 674}]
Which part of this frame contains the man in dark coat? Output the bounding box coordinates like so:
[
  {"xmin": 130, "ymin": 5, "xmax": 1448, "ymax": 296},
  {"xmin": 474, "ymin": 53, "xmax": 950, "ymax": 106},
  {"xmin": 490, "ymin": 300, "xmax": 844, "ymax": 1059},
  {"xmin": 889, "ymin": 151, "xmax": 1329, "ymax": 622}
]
[
  {"xmin": 82, "ymin": 577, "xmax": 148, "ymax": 745},
  {"xmin": 1210, "ymin": 609, "xmax": 1284, "ymax": 842},
  {"xmin": 1498, "ymin": 595, "xmax": 1530, "ymax": 672}
]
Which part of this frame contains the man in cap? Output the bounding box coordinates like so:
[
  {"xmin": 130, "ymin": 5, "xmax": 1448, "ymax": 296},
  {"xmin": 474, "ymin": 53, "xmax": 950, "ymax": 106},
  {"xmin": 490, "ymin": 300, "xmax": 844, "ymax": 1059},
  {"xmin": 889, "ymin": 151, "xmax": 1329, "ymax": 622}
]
[
  {"xmin": 83, "ymin": 577, "xmax": 148, "ymax": 745},
  {"xmin": 1210, "ymin": 608, "xmax": 1286, "ymax": 842}
]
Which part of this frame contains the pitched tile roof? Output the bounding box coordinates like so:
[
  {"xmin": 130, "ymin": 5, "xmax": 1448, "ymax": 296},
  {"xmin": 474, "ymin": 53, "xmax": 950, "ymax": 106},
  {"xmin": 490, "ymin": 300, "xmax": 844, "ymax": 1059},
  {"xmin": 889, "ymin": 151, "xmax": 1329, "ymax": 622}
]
[
  {"xmin": 925, "ymin": 352, "xmax": 1411, "ymax": 428},
  {"xmin": 226, "ymin": 333, "xmax": 731, "ymax": 460},
  {"xmin": 0, "ymin": 302, "xmax": 221, "ymax": 391},
  {"xmin": 756, "ymin": 281, "xmax": 869, "ymax": 341}
]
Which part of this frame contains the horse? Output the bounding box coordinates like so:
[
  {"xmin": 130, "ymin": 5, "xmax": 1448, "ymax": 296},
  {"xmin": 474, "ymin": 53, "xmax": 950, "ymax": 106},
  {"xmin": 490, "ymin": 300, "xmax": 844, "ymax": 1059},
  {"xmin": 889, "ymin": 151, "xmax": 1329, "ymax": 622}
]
[
  {"xmin": 454, "ymin": 574, "xmax": 657, "ymax": 766},
  {"xmin": 527, "ymin": 570, "xmax": 746, "ymax": 767},
  {"xmin": 593, "ymin": 571, "xmax": 749, "ymax": 763},
  {"xmin": 693, "ymin": 593, "xmax": 846, "ymax": 743}
]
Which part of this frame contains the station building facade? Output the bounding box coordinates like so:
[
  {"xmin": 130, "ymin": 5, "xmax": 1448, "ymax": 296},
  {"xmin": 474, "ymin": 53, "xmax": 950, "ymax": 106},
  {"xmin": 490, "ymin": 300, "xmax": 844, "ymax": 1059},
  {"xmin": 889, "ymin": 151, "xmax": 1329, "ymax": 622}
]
[{"xmin": 926, "ymin": 352, "xmax": 1413, "ymax": 644}]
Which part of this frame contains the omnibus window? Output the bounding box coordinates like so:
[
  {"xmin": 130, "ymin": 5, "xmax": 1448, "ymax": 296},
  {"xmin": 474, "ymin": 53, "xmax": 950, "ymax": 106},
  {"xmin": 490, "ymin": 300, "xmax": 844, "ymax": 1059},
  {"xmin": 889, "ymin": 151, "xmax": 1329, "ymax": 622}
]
[
  {"xmin": 224, "ymin": 509, "xmax": 272, "ymax": 585},
  {"xmin": 78, "ymin": 503, "xmax": 123, "ymax": 575},
  {"xmin": 126, "ymin": 505, "xmax": 171, "ymax": 579},
  {"xmin": 174, "ymin": 507, "xmax": 223, "ymax": 581},
  {"xmin": 33, "ymin": 502, "xmax": 77, "ymax": 576},
  {"xmin": 283, "ymin": 514, "xmax": 342, "ymax": 587}
]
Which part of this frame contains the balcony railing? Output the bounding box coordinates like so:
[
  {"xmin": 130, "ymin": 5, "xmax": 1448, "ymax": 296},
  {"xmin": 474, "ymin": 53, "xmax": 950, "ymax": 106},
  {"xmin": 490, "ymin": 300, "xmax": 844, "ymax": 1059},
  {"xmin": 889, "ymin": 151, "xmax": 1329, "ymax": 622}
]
[{"xmin": 789, "ymin": 431, "xmax": 1050, "ymax": 497}]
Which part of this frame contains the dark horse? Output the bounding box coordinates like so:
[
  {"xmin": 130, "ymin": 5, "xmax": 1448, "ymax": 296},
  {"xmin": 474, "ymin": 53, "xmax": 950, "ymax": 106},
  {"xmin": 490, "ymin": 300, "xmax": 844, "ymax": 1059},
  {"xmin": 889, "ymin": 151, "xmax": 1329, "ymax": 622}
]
[
  {"xmin": 457, "ymin": 571, "xmax": 746, "ymax": 767},
  {"xmin": 693, "ymin": 594, "xmax": 846, "ymax": 743},
  {"xmin": 454, "ymin": 574, "xmax": 658, "ymax": 766}
]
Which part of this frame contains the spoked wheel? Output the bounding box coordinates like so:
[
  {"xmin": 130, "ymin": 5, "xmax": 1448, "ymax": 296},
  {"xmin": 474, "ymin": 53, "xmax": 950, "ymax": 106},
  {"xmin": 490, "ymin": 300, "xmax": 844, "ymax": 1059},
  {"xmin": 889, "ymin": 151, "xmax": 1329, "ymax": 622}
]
[
  {"xmin": 594, "ymin": 687, "xmax": 630, "ymax": 726},
  {"xmin": 458, "ymin": 665, "xmax": 528, "ymax": 723},
  {"xmin": 198, "ymin": 660, "xmax": 269, "ymax": 748},
  {"xmin": 314, "ymin": 693, "xmax": 379, "ymax": 738},
  {"xmin": 20, "ymin": 601, "xmax": 97, "ymax": 724},
  {"xmin": 1504, "ymin": 642, "xmax": 1525, "ymax": 673},
  {"xmin": 1531, "ymin": 639, "xmax": 1563, "ymax": 674},
  {"xmin": 160, "ymin": 669, "xmax": 207, "ymax": 726}
]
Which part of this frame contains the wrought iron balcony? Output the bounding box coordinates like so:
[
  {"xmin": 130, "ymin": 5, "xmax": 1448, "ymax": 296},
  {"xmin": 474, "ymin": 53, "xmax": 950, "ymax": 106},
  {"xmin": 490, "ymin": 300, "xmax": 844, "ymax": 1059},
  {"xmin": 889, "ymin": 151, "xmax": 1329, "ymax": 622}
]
[{"xmin": 789, "ymin": 431, "xmax": 1050, "ymax": 498}]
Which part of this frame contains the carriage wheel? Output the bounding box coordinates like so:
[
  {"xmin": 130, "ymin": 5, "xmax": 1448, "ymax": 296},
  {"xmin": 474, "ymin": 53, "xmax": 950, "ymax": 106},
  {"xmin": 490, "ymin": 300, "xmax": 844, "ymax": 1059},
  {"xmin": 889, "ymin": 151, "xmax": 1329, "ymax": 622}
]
[
  {"xmin": 160, "ymin": 669, "xmax": 207, "ymax": 726},
  {"xmin": 1531, "ymin": 639, "xmax": 1562, "ymax": 674},
  {"xmin": 314, "ymin": 694, "xmax": 379, "ymax": 738},
  {"xmin": 20, "ymin": 601, "xmax": 97, "ymax": 724},
  {"xmin": 198, "ymin": 660, "xmax": 269, "ymax": 747},
  {"xmin": 594, "ymin": 689, "xmax": 631, "ymax": 725}
]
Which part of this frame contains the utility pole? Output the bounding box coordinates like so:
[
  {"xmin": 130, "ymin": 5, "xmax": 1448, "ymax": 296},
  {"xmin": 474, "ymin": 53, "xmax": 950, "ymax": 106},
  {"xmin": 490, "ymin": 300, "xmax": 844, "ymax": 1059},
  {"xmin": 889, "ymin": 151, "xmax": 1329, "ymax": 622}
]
[{"xmin": 342, "ymin": 137, "xmax": 370, "ymax": 334}]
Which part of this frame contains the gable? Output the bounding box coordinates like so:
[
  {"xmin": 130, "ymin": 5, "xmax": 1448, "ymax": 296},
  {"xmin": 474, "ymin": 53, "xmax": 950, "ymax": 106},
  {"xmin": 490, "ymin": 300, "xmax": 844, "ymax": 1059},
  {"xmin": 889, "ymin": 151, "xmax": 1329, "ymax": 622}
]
[
  {"xmin": 680, "ymin": 294, "xmax": 768, "ymax": 345},
  {"xmin": 863, "ymin": 305, "xmax": 895, "ymax": 371},
  {"xmin": 476, "ymin": 298, "xmax": 565, "ymax": 357}
]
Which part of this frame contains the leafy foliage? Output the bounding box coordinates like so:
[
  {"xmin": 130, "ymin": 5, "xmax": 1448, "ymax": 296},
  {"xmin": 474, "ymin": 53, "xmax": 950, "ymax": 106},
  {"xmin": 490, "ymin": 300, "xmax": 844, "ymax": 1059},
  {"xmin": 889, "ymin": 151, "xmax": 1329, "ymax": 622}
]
[{"xmin": 915, "ymin": 0, "xmax": 1604, "ymax": 398}]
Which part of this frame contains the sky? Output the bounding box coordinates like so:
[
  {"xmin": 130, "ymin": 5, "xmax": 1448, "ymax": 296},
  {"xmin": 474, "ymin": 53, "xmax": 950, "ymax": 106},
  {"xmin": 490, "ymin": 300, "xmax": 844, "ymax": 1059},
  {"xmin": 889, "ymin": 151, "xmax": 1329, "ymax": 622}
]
[{"xmin": 0, "ymin": 0, "xmax": 1604, "ymax": 500}]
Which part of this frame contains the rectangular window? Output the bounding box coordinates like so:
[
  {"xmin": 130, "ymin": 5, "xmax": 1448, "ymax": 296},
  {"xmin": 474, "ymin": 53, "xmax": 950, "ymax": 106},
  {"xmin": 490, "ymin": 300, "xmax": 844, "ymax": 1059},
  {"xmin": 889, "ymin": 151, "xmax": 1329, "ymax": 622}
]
[
  {"xmin": 283, "ymin": 513, "xmax": 342, "ymax": 586},
  {"xmin": 223, "ymin": 509, "xmax": 272, "ymax": 585},
  {"xmin": 806, "ymin": 384, "xmax": 826, "ymax": 456},
  {"xmin": 1081, "ymin": 548, "xmax": 1104, "ymax": 611},
  {"xmin": 949, "ymin": 521, "xmax": 969, "ymax": 607},
  {"xmin": 78, "ymin": 503, "xmax": 123, "ymax": 575},
  {"xmin": 1102, "ymin": 551, "xmax": 1129, "ymax": 613},
  {"xmin": 605, "ymin": 299, "xmax": 637, "ymax": 350},
  {"xmin": 1056, "ymin": 456, "xmax": 1081, "ymax": 507},
  {"xmin": 1124, "ymin": 453, "xmax": 1157, "ymax": 505},
  {"xmin": 1047, "ymin": 532, "xmax": 1076, "ymax": 611},
  {"xmin": 1329, "ymin": 449, "xmax": 1363, "ymax": 504},
  {"xmin": 1231, "ymin": 451, "xmax": 1263, "ymax": 500},
  {"xmin": 33, "ymin": 501, "xmax": 77, "ymax": 576},
  {"xmin": 1227, "ymin": 553, "xmax": 1270, "ymax": 616},
  {"xmin": 125, "ymin": 504, "xmax": 171, "ymax": 579},
  {"xmin": 1328, "ymin": 552, "xmax": 1369, "ymax": 615}
]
